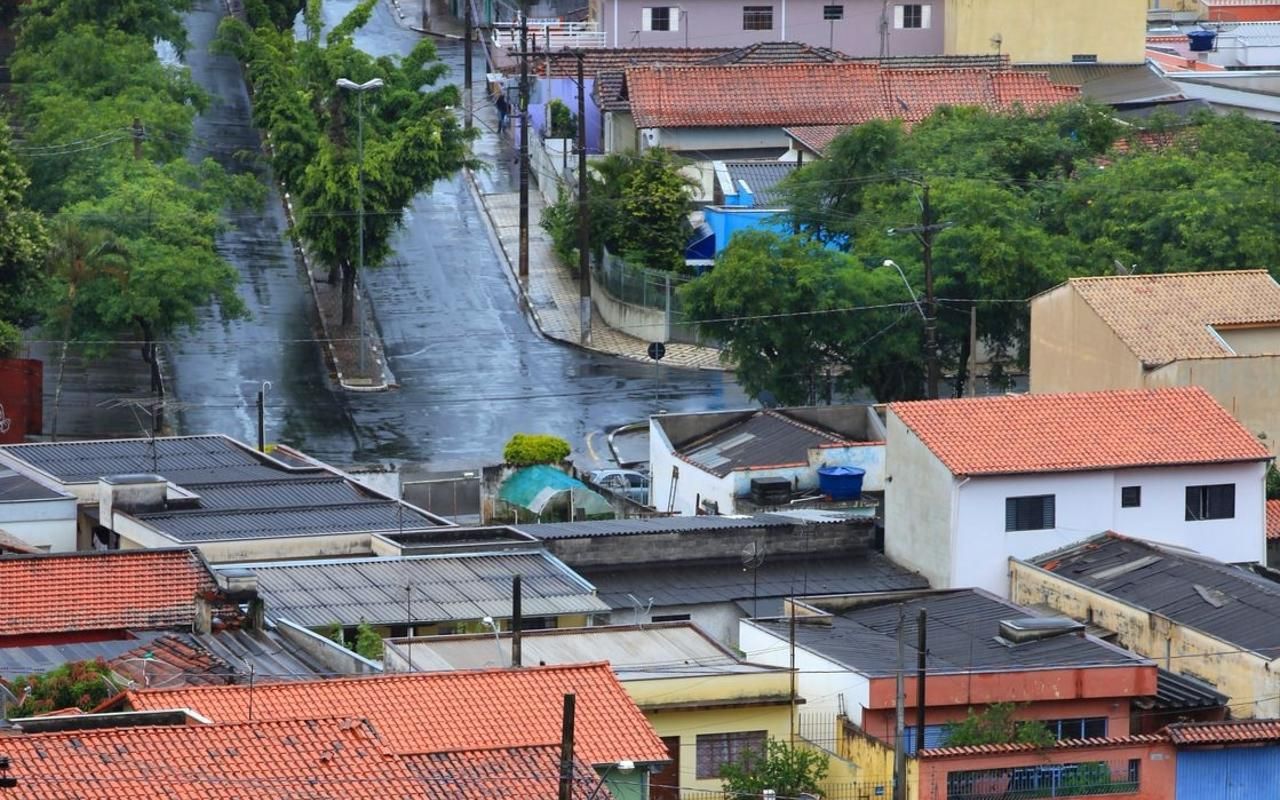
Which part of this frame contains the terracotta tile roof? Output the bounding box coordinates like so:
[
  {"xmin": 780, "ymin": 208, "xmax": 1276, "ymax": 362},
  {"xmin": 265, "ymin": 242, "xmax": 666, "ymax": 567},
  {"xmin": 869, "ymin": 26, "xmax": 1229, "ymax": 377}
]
[
  {"xmin": 524, "ymin": 46, "xmax": 734, "ymax": 79},
  {"xmin": 0, "ymin": 548, "xmax": 225, "ymax": 638},
  {"xmin": 1167, "ymin": 719, "xmax": 1280, "ymax": 745},
  {"xmin": 0, "ymin": 717, "xmax": 428, "ymax": 799},
  {"xmin": 110, "ymin": 635, "xmax": 236, "ymax": 689},
  {"xmin": 406, "ymin": 744, "xmax": 611, "ymax": 800},
  {"xmin": 702, "ymin": 41, "xmax": 848, "ymax": 65},
  {"xmin": 125, "ymin": 663, "xmax": 669, "ymax": 765},
  {"xmin": 889, "ymin": 387, "xmax": 1270, "ymax": 476},
  {"xmin": 1061, "ymin": 270, "xmax": 1280, "ymax": 366},
  {"xmin": 785, "ymin": 125, "xmax": 850, "ymax": 154},
  {"xmin": 0, "ymin": 529, "xmax": 41, "ymax": 554},
  {"xmin": 920, "ymin": 734, "xmax": 1168, "ymax": 759},
  {"xmin": 1268, "ymin": 500, "xmax": 1280, "ymax": 541},
  {"xmin": 623, "ymin": 63, "xmax": 1078, "ymax": 129}
]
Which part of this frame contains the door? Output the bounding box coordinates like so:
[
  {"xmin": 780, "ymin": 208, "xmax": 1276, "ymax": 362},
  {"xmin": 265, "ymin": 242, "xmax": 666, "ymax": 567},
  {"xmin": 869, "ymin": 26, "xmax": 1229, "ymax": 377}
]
[{"xmin": 650, "ymin": 736, "xmax": 681, "ymax": 800}]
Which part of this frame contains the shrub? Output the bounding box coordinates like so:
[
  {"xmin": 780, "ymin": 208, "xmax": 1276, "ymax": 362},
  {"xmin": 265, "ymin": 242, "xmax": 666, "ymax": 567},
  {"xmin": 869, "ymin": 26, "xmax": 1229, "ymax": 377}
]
[
  {"xmin": 503, "ymin": 433, "xmax": 570, "ymax": 466},
  {"xmin": 4, "ymin": 660, "xmax": 117, "ymax": 718},
  {"xmin": 354, "ymin": 621, "xmax": 383, "ymax": 660},
  {"xmin": 944, "ymin": 702, "xmax": 1056, "ymax": 748},
  {"xmin": 720, "ymin": 737, "xmax": 828, "ymax": 799},
  {"xmin": 547, "ymin": 99, "xmax": 577, "ymax": 139}
]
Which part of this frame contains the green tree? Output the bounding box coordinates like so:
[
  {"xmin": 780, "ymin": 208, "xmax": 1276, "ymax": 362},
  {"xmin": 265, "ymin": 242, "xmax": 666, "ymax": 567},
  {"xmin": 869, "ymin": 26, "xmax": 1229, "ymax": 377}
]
[
  {"xmin": 615, "ymin": 149, "xmax": 694, "ymax": 272},
  {"xmin": 15, "ymin": 0, "xmax": 193, "ymax": 54},
  {"xmin": 682, "ymin": 230, "xmax": 925, "ymax": 404},
  {"xmin": 3, "ymin": 660, "xmax": 119, "ymax": 718},
  {"xmin": 0, "ymin": 131, "xmax": 49, "ymax": 356},
  {"xmin": 354, "ymin": 621, "xmax": 384, "ymax": 660},
  {"xmin": 719, "ymin": 737, "xmax": 829, "ymax": 799},
  {"xmin": 943, "ymin": 703, "xmax": 1056, "ymax": 748},
  {"xmin": 546, "ymin": 99, "xmax": 577, "ymax": 139}
]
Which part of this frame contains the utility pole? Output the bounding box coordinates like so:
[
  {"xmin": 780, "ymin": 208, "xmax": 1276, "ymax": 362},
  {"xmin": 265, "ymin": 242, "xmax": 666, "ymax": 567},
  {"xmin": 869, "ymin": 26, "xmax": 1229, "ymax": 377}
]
[
  {"xmin": 789, "ymin": 600, "xmax": 798, "ymax": 744},
  {"xmin": 511, "ymin": 573, "xmax": 523, "ymax": 667},
  {"xmin": 916, "ymin": 609, "xmax": 927, "ymax": 755},
  {"xmin": 463, "ymin": 0, "xmax": 473, "ymax": 131},
  {"xmin": 889, "ymin": 178, "xmax": 951, "ymax": 399},
  {"xmin": 518, "ymin": 4, "xmax": 531, "ymax": 283},
  {"xmin": 574, "ymin": 50, "xmax": 591, "ymax": 346},
  {"xmin": 558, "ymin": 694, "xmax": 577, "ymax": 800},
  {"xmin": 967, "ymin": 304, "xmax": 978, "ymax": 397},
  {"xmin": 893, "ymin": 604, "xmax": 906, "ymax": 800},
  {"xmin": 257, "ymin": 388, "xmax": 265, "ymax": 452}
]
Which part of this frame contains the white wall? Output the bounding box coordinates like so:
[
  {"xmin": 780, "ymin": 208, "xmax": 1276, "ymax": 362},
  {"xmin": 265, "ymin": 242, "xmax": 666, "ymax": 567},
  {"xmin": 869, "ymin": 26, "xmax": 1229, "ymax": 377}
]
[
  {"xmin": 611, "ymin": 602, "xmax": 745, "ymax": 647},
  {"xmin": 954, "ymin": 460, "xmax": 1269, "ymax": 595},
  {"xmin": 739, "ymin": 619, "xmax": 871, "ymax": 724},
  {"xmin": 0, "ymin": 496, "xmax": 78, "ymax": 552},
  {"xmin": 884, "ymin": 412, "xmax": 956, "ymax": 588},
  {"xmin": 649, "ymin": 418, "xmax": 734, "ymax": 515}
]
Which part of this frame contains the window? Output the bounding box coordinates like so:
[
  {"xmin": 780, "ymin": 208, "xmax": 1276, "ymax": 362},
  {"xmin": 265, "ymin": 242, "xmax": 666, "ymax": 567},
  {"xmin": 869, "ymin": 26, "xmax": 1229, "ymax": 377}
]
[
  {"xmin": 823, "ymin": 4, "xmax": 844, "ymax": 19},
  {"xmin": 652, "ymin": 613, "xmax": 692, "ymax": 623},
  {"xmin": 642, "ymin": 7, "xmax": 677, "ymax": 31},
  {"xmin": 1044, "ymin": 717, "xmax": 1108, "ymax": 740},
  {"xmin": 1071, "ymin": 53, "xmax": 1099, "ymax": 63},
  {"xmin": 1186, "ymin": 484, "xmax": 1235, "ymax": 521},
  {"xmin": 1120, "ymin": 486, "xmax": 1141, "ymax": 508},
  {"xmin": 696, "ymin": 731, "xmax": 766, "ymax": 778},
  {"xmin": 742, "ymin": 6, "xmax": 773, "ymax": 29},
  {"xmin": 1005, "ymin": 494, "xmax": 1055, "ymax": 532},
  {"xmin": 894, "ymin": 3, "xmax": 931, "ymax": 29}
]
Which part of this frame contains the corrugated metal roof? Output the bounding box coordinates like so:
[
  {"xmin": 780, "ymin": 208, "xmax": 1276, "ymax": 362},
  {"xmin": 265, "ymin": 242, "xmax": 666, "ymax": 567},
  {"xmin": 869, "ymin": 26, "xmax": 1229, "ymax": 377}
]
[
  {"xmin": 1155, "ymin": 667, "xmax": 1227, "ymax": 710},
  {"xmin": 582, "ymin": 551, "xmax": 926, "ymax": 609},
  {"xmin": 517, "ymin": 513, "xmax": 801, "ymax": 540},
  {"xmin": 188, "ymin": 477, "xmax": 379, "ymax": 509},
  {"xmin": 753, "ymin": 589, "xmax": 1147, "ymax": 676},
  {"xmin": 193, "ymin": 628, "xmax": 330, "ymax": 680},
  {"xmin": 1034, "ymin": 533, "xmax": 1280, "ymax": 654},
  {"xmin": 722, "ymin": 161, "xmax": 797, "ymax": 207},
  {"xmin": 221, "ymin": 552, "xmax": 609, "ymax": 628},
  {"xmin": 135, "ymin": 501, "xmax": 438, "ymax": 542},
  {"xmin": 0, "ymin": 467, "xmax": 69, "ymax": 502},
  {"xmin": 678, "ymin": 410, "xmax": 848, "ymax": 477},
  {"xmin": 0, "ymin": 632, "xmax": 170, "ymax": 680}
]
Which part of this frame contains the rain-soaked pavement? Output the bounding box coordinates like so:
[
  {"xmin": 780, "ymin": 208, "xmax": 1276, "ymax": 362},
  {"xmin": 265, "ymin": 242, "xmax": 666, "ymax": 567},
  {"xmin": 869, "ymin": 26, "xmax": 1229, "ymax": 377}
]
[{"xmin": 168, "ymin": 0, "xmax": 749, "ymax": 470}]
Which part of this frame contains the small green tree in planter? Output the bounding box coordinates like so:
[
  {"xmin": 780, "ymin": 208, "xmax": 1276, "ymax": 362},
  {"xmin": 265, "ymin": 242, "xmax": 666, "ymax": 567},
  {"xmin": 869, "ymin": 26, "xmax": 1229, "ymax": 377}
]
[
  {"xmin": 720, "ymin": 737, "xmax": 829, "ymax": 800},
  {"xmin": 503, "ymin": 433, "xmax": 571, "ymax": 466},
  {"xmin": 546, "ymin": 99, "xmax": 577, "ymax": 140},
  {"xmin": 943, "ymin": 702, "xmax": 1056, "ymax": 748}
]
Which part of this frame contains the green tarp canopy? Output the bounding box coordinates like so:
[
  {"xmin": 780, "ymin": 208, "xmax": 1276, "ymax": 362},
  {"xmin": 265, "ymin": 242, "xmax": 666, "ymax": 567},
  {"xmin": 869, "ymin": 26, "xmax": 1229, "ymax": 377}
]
[{"xmin": 497, "ymin": 465, "xmax": 613, "ymax": 516}]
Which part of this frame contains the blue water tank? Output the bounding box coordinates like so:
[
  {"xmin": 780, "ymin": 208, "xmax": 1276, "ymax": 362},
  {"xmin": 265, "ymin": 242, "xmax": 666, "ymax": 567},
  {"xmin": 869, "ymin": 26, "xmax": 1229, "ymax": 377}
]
[
  {"xmin": 817, "ymin": 466, "xmax": 866, "ymax": 501},
  {"xmin": 1188, "ymin": 30, "xmax": 1217, "ymax": 52}
]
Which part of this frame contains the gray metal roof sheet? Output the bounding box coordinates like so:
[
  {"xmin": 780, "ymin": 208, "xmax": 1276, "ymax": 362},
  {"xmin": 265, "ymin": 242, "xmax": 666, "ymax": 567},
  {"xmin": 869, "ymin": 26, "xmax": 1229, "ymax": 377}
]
[
  {"xmin": 1033, "ymin": 533, "xmax": 1280, "ymax": 654},
  {"xmin": 0, "ymin": 468, "xmax": 69, "ymax": 502},
  {"xmin": 754, "ymin": 589, "xmax": 1146, "ymax": 676},
  {"xmin": 220, "ymin": 552, "xmax": 608, "ymax": 628},
  {"xmin": 722, "ymin": 161, "xmax": 797, "ymax": 207},
  {"xmin": 0, "ymin": 633, "xmax": 169, "ymax": 680},
  {"xmin": 582, "ymin": 551, "xmax": 926, "ymax": 609},
  {"xmin": 134, "ymin": 501, "xmax": 438, "ymax": 541},
  {"xmin": 678, "ymin": 410, "xmax": 848, "ymax": 477},
  {"xmin": 518, "ymin": 514, "xmax": 802, "ymax": 540},
  {"xmin": 1155, "ymin": 667, "xmax": 1227, "ymax": 710}
]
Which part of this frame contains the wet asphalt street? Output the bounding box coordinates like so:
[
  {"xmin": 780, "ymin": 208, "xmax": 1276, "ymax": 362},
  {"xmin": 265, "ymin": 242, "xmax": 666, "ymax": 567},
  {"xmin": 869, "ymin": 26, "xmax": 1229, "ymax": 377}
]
[{"xmin": 168, "ymin": 0, "xmax": 748, "ymax": 470}]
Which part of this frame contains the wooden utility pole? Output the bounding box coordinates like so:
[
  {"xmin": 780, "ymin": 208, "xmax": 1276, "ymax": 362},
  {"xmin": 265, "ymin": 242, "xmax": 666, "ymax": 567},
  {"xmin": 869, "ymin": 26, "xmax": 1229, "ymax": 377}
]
[
  {"xmin": 574, "ymin": 50, "xmax": 591, "ymax": 345},
  {"xmin": 511, "ymin": 574, "xmax": 523, "ymax": 667},
  {"xmin": 916, "ymin": 609, "xmax": 927, "ymax": 754},
  {"xmin": 558, "ymin": 694, "xmax": 577, "ymax": 800},
  {"xmin": 518, "ymin": 5, "xmax": 530, "ymax": 283},
  {"xmin": 967, "ymin": 304, "xmax": 978, "ymax": 397},
  {"xmin": 890, "ymin": 178, "xmax": 951, "ymax": 399}
]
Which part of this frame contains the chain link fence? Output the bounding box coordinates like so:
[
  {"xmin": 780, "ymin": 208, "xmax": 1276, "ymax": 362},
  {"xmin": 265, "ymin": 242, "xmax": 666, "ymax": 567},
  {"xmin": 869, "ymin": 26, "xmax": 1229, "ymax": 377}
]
[{"xmin": 594, "ymin": 249, "xmax": 716, "ymax": 347}]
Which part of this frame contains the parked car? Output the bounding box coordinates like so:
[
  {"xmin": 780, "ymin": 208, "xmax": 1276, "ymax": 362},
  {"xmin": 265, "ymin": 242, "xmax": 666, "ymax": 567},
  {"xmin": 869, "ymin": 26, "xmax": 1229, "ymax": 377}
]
[{"xmin": 587, "ymin": 469, "xmax": 650, "ymax": 505}]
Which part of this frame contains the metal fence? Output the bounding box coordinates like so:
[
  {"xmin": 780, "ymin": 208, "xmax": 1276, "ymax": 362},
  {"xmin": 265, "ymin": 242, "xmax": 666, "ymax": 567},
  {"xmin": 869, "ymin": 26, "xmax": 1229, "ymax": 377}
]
[
  {"xmin": 942, "ymin": 759, "xmax": 1141, "ymax": 799},
  {"xmin": 594, "ymin": 250, "xmax": 713, "ymax": 347},
  {"xmin": 679, "ymin": 783, "xmax": 895, "ymax": 800},
  {"xmin": 402, "ymin": 474, "xmax": 481, "ymax": 524}
]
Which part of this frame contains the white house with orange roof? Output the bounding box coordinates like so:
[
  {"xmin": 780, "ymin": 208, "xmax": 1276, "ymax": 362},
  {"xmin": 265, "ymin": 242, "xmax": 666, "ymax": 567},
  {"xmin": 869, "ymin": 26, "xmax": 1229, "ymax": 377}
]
[
  {"xmin": 884, "ymin": 387, "xmax": 1272, "ymax": 594},
  {"xmin": 1030, "ymin": 270, "xmax": 1280, "ymax": 454}
]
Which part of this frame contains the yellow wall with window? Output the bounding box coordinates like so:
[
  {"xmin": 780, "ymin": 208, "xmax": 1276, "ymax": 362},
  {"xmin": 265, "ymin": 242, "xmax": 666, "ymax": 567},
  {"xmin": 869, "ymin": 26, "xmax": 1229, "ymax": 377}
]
[{"xmin": 944, "ymin": 0, "xmax": 1147, "ymax": 63}]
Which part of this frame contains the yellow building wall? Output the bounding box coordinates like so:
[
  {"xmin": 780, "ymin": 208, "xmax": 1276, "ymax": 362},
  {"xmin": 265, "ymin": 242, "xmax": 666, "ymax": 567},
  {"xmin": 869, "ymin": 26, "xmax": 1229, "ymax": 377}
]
[
  {"xmin": 1029, "ymin": 284, "xmax": 1146, "ymax": 394},
  {"xmin": 625, "ymin": 672, "xmax": 796, "ymax": 793},
  {"xmin": 944, "ymin": 0, "xmax": 1147, "ymax": 63},
  {"xmin": 1147, "ymin": 356, "xmax": 1280, "ymax": 455},
  {"xmin": 1011, "ymin": 561, "xmax": 1280, "ymax": 718},
  {"xmin": 835, "ymin": 719, "xmax": 919, "ymax": 799}
]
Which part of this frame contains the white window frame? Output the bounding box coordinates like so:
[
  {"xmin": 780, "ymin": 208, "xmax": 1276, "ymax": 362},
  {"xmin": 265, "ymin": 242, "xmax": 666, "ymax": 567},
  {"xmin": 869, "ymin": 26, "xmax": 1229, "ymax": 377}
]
[
  {"xmin": 642, "ymin": 6, "xmax": 679, "ymax": 31},
  {"xmin": 894, "ymin": 3, "xmax": 931, "ymax": 29}
]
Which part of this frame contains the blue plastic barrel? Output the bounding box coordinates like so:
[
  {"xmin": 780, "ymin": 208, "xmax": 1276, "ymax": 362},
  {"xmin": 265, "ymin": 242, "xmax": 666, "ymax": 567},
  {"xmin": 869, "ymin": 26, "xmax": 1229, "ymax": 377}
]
[
  {"xmin": 817, "ymin": 466, "xmax": 866, "ymax": 501},
  {"xmin": 1188, "ymin": 30, "xmax": 1217, "ymax": 52}
]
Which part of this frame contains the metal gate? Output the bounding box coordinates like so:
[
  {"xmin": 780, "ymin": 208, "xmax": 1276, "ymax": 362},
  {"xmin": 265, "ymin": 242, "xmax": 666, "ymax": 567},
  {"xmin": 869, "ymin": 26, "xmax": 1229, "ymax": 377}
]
[
  {"xmin": 403, "ymin": 472, "xmax": 482, "ymax": 524},
  {"xmin": 1177, "ymin": 745, "xmax": 1280, "ymax": 799}
]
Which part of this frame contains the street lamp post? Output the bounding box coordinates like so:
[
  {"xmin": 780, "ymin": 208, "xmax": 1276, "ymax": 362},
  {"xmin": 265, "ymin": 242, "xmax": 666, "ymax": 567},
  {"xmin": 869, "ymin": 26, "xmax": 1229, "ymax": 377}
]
[{"xmin": 335, "ymin": 77, "xmax": 385, "ymax": 374}]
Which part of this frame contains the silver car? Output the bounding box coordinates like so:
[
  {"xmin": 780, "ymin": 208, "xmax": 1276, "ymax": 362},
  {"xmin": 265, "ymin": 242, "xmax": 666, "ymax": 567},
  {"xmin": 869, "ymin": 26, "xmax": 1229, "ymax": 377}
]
[{"xmin": 587, "ymin": 469, "xmax": 650, "ymax": 505}]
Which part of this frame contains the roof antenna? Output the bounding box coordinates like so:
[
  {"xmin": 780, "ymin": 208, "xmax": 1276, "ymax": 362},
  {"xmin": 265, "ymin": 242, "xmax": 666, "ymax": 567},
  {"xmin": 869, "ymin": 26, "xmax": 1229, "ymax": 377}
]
[
  {"xmin": 743, "ymin": 542, "xmax": 765, "ymax": 618},
  {"xmin": 626, "ymin": 593, "xmax": 653, "ymax": 628}
]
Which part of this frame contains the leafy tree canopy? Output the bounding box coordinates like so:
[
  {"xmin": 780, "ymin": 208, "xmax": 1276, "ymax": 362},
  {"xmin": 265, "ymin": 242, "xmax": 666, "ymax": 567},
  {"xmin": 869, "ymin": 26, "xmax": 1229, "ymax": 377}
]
[
  {"xmin": 0, "ymin": 132, "xmax": 49, "ymax": 355},
  {"xmin": 719, "ymin": 737, "xmax": 829, "ymax": 799},
  {"xmin": 943, "ymin": 702, "xmax": 1056, "ymax": 749},
  {"xmin": 15, "ymin": 0, "xmax": 193, "ymax": 54},
  {"xmin": 3, "ymin": 659, "xmax": 118, "ymax": 719}
]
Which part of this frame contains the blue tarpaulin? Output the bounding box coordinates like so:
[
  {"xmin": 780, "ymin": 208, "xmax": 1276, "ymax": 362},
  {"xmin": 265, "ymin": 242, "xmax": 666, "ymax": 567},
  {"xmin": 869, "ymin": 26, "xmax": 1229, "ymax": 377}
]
[{"xmin": 497, "ymin": 465, "xmax": 613, "ymax": 516}]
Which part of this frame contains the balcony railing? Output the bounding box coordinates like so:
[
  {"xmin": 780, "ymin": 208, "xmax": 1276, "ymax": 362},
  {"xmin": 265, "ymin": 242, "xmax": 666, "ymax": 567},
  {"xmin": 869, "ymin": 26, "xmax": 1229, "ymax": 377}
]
[
  {"xmin": 491, "ymin": 19, "xmax": 606, "ymax": 51},
  {"xmin": 944, "ymin": 759, "xmax": 1140, "ymax": 799}
]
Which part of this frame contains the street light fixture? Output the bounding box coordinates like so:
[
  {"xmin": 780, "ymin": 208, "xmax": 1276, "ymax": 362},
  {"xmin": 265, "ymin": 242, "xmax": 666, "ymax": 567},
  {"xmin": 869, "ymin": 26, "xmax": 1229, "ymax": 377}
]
[
  {"xmin": 880, "ymin": 259, "xmax": 926, "ymax": 321},
  {"xmin": 334, "ymin": 77, "xmax": 385, "ymax": 374},
  {"xmin": 480, "ymin": 615, "xmax": 504, "ymax": 664}
]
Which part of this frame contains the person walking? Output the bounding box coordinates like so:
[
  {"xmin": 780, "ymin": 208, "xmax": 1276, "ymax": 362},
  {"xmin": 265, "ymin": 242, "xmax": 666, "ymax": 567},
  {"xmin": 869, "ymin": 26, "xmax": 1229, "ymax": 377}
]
[{"xmin": 495, "ymin": 93, "xmax": 510, "ymax": 134}]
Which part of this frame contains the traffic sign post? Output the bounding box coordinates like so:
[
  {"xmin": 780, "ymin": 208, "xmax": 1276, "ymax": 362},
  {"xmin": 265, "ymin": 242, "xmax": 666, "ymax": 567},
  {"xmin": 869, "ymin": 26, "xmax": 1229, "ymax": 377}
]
[
  {"xmin": 647, "ymin": 342, "xmax": 666, "ymax": 361},
  {"xmin": 648, "ymin": 342, "xmax": 665, "ymax": 413}
]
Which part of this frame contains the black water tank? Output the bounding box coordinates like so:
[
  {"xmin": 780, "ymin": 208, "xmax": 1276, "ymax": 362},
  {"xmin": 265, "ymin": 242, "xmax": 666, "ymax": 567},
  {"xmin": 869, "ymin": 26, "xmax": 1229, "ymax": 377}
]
[
  {"xmin": 751, "ymin": 477, "xmax": 792, "ymax": 506},
  {"xmin": 1188, "ymin": 30, "xmax": 1217, "ymax": 52}
]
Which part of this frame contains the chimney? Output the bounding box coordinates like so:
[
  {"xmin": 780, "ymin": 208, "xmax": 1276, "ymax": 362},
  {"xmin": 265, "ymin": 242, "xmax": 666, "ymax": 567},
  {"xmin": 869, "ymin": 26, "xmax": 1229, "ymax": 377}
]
[
  {"xmin": 98, "ymin": 474, "xmax": 168, "ymax": 529},
  {"xmin": 192, "ymin": 594, "xmax": 212, "ymax": 636}
]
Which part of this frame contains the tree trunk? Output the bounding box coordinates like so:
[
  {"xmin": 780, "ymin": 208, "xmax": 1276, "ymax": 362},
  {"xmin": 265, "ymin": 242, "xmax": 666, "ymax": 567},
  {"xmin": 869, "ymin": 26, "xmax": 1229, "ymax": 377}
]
[
  {"xmin": 341, "ymin": 260, "xmax": 356, "ymax": 327},
  {"xmin": 327, "ymin": 261, "xmax": 341, "ymax": 285}
]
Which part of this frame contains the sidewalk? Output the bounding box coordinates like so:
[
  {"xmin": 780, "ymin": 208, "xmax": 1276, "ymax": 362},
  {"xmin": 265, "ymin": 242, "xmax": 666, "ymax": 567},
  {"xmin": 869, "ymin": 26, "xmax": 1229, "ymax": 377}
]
[{"xmin": 464, "ymin": 93, "xmax": 728, "ymax": 371}]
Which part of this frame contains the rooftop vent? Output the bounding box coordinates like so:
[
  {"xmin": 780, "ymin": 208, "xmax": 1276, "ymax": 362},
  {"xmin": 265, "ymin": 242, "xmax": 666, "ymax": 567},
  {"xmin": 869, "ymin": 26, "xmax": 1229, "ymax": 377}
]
[{"xmin": 998, "ymin": 616, "xmax": 1084, "ymax": 644}]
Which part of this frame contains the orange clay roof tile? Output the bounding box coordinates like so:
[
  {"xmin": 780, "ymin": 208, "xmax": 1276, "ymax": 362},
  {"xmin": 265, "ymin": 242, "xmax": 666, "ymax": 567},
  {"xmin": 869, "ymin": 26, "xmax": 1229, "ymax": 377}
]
[
  {"xmin": 1267, "ymin": 500, "xmax": 1280, "ymax": 541},
  {"xmin": 1167, "ymin": 719, "xmax": 1280, "ymax": 745},
  {"xmin": 889, "ymin": 387, "xmax": 1270, "ymax": 476},
  {"xmin": 405, "ymin": 744, "xmax": 612, "ymax": 800},
  {"xmin": 124, "ymin": 663, "xmax": 669, "ymax": 766},
  {"xmin": 0, "ymin": 549, "xmax": 224, "ymax": 637},
  {"xmin": 0, "ymin": 717, "xmax": 427, "ymax": 799}
]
